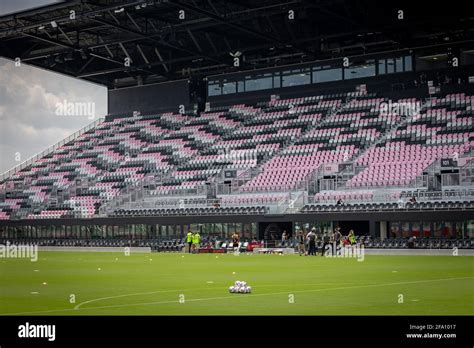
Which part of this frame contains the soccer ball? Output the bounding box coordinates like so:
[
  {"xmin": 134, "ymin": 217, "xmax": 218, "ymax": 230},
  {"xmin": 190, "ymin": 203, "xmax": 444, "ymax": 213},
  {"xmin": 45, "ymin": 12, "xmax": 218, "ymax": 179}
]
[{"xmin": 229, "ymin": 282, "xmax": 252, "ymax": 294}]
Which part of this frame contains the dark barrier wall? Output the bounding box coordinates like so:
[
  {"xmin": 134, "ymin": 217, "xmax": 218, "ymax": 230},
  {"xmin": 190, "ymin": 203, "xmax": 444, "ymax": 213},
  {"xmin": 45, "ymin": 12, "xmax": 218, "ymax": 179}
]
[{"xmin": 108, "ymin": 79, "xmax": 191, "ymax": 116}]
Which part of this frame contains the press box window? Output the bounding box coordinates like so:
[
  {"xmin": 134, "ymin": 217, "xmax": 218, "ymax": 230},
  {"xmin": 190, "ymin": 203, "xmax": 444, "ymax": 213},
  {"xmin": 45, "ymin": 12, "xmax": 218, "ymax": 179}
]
[
  {"xmin": 386, "ymin": 58, "xmax": 395, "ymax": 73},
  {"xmin": 273, "ymin": 73, "xmax": 281, "ymax": 88},
  {"xmin": 378, "ymin": 60, "xmax": 386, "ymax": 75},
  {"xmin": 208, "ymin": 83, "xmax": 221, "ymax": 96},
  {"xmin": 395, "ymin": 57, "xmax": 404, "ymax": 72},
  {"xmin": 282, "ymin": 69, "xmax": 311, "ymax": 87},
  {"xmin": 245, "ymin": 74, "xmax": 273, "ymax": 92},
  {"xmin": 344, "ymin": 61, "xmax": 376, "ymax": 80},
  {"xmin": 222, "ymin": 81, "xmax": 236, "ymax": 95},
  {"xmin": 237, "ymin": 80, "xmax": 245, "ymax": 92},
  {"xmin": 404, "ymin": 56, "xmax": 412, "ymax": 71},
  {"xmin": 312, "ymin": 68, "xmax": 343, "ymax": 83}
]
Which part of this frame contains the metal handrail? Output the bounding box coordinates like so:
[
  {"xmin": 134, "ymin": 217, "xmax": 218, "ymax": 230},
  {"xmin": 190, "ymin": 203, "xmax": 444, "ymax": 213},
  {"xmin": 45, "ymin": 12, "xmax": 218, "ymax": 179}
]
[{"xmin": 0, "ymin": 117, "xmax": 104, "ymax": 182}]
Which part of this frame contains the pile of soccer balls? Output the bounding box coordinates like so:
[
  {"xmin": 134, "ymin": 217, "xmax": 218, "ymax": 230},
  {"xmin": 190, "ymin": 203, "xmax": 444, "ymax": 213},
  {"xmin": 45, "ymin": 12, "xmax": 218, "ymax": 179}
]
[{"xmin": 229, "ymin": 280, "xmax": 252, "ymax": 294}]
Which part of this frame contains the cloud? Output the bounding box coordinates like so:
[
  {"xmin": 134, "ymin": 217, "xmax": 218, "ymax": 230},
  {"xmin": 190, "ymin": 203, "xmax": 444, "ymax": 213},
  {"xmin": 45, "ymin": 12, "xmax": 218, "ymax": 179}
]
[
  {"xmin": 0, "ymin": 0, "xmax": 61, "ymax": 16},
  {"xmin": 0, "ymin": 58, "xmax": 106, "ymax": 173}
]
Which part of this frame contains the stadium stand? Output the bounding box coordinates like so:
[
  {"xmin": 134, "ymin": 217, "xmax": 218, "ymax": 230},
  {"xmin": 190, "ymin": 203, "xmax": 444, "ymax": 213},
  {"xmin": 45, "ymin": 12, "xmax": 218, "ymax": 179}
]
[
  {"xmin": 0, "ymin": 90, "xmax": 473, "ymax": 223},
  {"xmin": 0, "ymin": 0, "xmax": 473, "ymax": 250}
]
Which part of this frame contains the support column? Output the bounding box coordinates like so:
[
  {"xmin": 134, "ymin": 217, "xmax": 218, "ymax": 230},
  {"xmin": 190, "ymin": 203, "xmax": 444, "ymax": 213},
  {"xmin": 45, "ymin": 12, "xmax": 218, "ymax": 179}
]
[
  {"xmin": 369, "ymin": 220, "xmax": 376, "ymax": 238},
  {"xmin": 380, "ymin": 221, "xmax": 387, "ymax": 241}
]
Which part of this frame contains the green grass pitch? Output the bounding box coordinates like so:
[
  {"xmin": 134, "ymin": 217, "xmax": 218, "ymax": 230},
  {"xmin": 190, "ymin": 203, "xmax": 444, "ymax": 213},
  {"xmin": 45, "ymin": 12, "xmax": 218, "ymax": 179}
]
[{"xmin": 0, "ymin": 252, "xmax": 473, "ymax": 315}]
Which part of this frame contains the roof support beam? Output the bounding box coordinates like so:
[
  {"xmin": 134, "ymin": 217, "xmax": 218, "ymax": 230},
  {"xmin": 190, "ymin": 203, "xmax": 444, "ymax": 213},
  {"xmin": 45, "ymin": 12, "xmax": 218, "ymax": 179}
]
[
  {"xmin": 205, "ymin": 32, "xmax": 218, "ymax": 54},
  {"xmin": 154, "ymin": 47, "xmax": 169, "ymax": 73},
  {"xmin": 91, "ymin": 17, "xmax": 229, "ymax": 66},
  {"xmin": 167, "ymin": 0, "xmax": 315, "ymax": 58},
  {"xmin": 187, "ymin": 29, "xmax": 202, "ymax": 52},
  {"xmin": 57, "ymin": 24, "xmax": 73, "ymax": 45},
  {"xmin": 137, "ymin": 44, "xmax": 150, "ymax": 64}
]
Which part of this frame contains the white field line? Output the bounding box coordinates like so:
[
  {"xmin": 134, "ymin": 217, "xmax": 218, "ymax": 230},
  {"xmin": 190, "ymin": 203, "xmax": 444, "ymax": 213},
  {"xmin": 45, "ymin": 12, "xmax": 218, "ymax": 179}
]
[
  {"xmin": 73, "ymin": 281, "xmax": 353, "ymax": 310},
  {"xmin": 74, "ymin": 287, "xmax": 210, "ymax": 310},
  {"xmin": 1, "ymin": 276, "xmax": 473, "ymax": 316}
]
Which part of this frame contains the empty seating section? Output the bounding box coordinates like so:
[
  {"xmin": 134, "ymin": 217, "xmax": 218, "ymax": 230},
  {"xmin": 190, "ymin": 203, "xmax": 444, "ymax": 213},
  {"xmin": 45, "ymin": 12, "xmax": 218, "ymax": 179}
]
[
  {"xmin": 242, "ymin": 145, "xmax": 357, "ymax": 191},
  {"xmin": 156, "ymin": 95, "xmax": 345, "ymax": 195},
  {"xmin": 241, "ymin": 93, "xmax": 399, "ymax": 192},
  {"xmin": 0, "ymin": 91, "xmax": 472, "ymax": 221},
  {"xmin": 0, "ymin": 111, "xmax": 191, "ymax": 219},
  {"xmin": 152, "ymin": 107, "xmax": 254, "ymax": 194},
  {"xmin": 347, "ymin": 93, "xmax": 474, "ymax": 188}
]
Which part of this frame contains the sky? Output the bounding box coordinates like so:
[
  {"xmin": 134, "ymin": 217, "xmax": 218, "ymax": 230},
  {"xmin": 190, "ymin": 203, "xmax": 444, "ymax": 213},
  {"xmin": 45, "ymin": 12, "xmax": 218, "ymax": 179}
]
[
  {"xmin": 0, "ymin": 0, "xmax": 61, "ymax": 16},
  {"xmin": 0, "ymin": 58, "xmax": 107, "ymax": 174},
  {"xmin": 0, "ymin": 1, "xmax": 107, "ymax": 174}
]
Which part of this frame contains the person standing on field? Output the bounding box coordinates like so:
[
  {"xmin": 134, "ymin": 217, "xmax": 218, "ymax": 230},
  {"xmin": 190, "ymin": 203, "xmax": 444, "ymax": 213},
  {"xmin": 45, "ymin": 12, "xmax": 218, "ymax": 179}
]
[
  {"xmin": 186, "ymin": 230, "xmax": 193, "ymax": 253},
  {"xmin": 306, "ymin": 228, "xmax": 317, "ymax": 256},
  {"xmin": 281, "ymin": 230, "xmax": 288, "ymax": 247},
  {"xmin": 192, "ymin": 231, "xmax": 201, "ymax": 253},
  {"xmin": 297, "ymin": 229, "xmax": 306, "ymax": 256},
  {"xmin": 348, "ymin": 230, "xmax": 356, "ymax": 246},
  {"xmin": 321, "ymin": 231, "xmax": 331, "ymax": 257},
  {"xmin": 231, "ymin": 232, "xmax": 240, "ymax": 254},
  {"xmin": 333, "ymin": 226, "xmax": 342, "ymax": 253}
]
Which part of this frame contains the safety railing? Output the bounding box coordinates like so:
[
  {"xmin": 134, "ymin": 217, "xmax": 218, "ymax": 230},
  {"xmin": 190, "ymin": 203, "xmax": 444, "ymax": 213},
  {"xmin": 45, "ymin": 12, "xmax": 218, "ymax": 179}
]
[{"xmin": 0, "ymin": 117, "xmax": 104, "ymax": 182}]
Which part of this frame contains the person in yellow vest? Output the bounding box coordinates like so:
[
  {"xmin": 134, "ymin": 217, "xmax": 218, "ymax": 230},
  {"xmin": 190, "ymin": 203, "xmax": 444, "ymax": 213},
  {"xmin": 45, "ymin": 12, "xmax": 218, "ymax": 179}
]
[
  {"xmin": 192, "ymin": 231, "xmax": 201, "ymax": 253},
  {"xmin": 186, "ymin": 231, "xmax": 193, "ymax": 253},
  {"xmin": 348, "ymin": 230, "xmax": 357, "ymax": 245}
]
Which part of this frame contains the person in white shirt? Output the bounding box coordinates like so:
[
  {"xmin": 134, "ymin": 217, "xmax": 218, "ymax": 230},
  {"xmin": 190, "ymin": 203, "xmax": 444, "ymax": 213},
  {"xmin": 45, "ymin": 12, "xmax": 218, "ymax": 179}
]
[
  {"xmin": 306, "ymin": 228, "xmax": 317, "ymax": 256},
  {"xmin": 281, "ymin": 230, "xmax": 288, "ymax": 247}
]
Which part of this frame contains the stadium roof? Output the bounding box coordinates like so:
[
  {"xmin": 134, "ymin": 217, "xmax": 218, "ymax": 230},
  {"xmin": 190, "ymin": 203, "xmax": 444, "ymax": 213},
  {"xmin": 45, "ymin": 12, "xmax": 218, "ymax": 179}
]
[{"xmin": 1, "ymin": 0, "xmax": 474, "ymax": 88}]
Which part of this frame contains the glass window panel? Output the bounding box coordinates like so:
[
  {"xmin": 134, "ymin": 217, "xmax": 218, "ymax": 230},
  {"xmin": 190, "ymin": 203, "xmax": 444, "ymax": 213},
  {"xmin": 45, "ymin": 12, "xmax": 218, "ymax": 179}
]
[
  {"xmin": 273, "ymin": 74, "xmax": 281, "ymax": 88},
  {"xmin": 404, "ymin": 55, "xmax": 412, "ymax": 71},
  {"xmin": 237, "ymin": 80, "xmax": 244, "ymax": 92},
  {"xmin": 433, "ymin": 222, "xmax": 443, "ymax": 238},
  {"xmin": 390, "ymin": 222, "xmax": 401, "ymax": 238},
  {"xmin": 411, "ymin": 222, "xmax": 421, "ymax": 238},
  {"xmin": 312, "ymin": 68, "xmax": 342, "ymax": 83},
  {"xmin": 442, "ymin": 222, "xmax": 453, "ymax": 238},
  {"xmin": 466, "ymin": 220, "xmax": 474, "ymax": 238},
  {"xmin": 386, "ymin": 58, "xmax": 395, "ymax": 73},
  {"xmin": 453, "ymin": 223, "xmax": 462, "ymax": 239},
  {"xmin": 243, "ymin": 223, "xmax": 252, "ymax": 240},
  {"xmin": 422, "ymin": 222, "xmax": 431, "ymax": 238},
  {"xmin": 401, "ymin": 222, "xmax": 410, "ymax": 238},
  {"xmin": 344, "ymin": 63, "xmax": 376, "ymax": 80},
  {"xmin": 222, "ymin": 81, "xmax": 236, "ymax": 94},
  {"xmin": 245, "ymin": 75, "xmax": 273, "ymax": 91},
  {"xmin": 208, "ymin": 83, "xmax": 221, "ymax": 96},
  {"xmin": 378, "ymin": 60, "xmax": 386, "ymax": 75},
  {"xmin": 395, "ymin": 57, "xmax": 403, "ymax": 72},
  {"xmin": 223, "ymin": 223, "xmax": 228, "ymax": 238},
  {"xmin": 282, "ymin": 69, "xmax": 311, "ymax": 87},
  {"xmin": 251, "ymin": 223, "xmax": 257, "ymax": 240}
]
